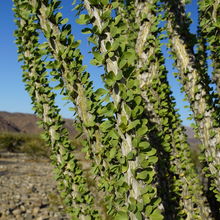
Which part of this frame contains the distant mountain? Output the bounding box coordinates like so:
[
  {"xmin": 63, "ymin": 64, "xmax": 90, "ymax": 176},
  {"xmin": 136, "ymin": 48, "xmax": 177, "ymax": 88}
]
[
  {"xmin": 0, "ymin": 111, "xmax": 201, "ymax": 147},
  {"xmin": 0, "ymin": 111, "xmax": 76, "ymax": 137},
  {"xmin": 184, "ymin": 126, "xmax": 201, "ymax": 148},
  {"xmin": 0, "ymin": 115, "xmax": 20, "ymax": 133}
]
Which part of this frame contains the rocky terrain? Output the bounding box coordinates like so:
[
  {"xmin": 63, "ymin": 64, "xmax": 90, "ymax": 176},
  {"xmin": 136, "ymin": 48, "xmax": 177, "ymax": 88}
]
[{"xmin": 0, "ymin": 150, "xmax": 70, "ymax": 220}]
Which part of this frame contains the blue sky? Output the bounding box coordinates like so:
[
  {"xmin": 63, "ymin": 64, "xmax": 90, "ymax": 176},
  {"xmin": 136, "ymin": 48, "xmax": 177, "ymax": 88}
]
[{"xmin": 0, "ymin": 0, "xmax": 198, "ymax": 126}]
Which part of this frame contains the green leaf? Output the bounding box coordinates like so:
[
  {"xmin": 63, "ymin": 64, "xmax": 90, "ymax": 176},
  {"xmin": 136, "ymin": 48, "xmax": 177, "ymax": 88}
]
[
  {"xmin": 138, "ymin": 141, "xmax": 151, "ymax": 150},
  {"xmin": 143, "ymin": 193, "xmax": 151, "ymax": 205},
  {"xmin": 95, "ymin": 88, "xmax": 107, "ymax": 97},
  {"xmin": 105, "ymin": 71, "xmax": 116, "ymax": 86},
  {"xmin": 140, "ymin": 160, "xmax": 149, "ymax": 169},
  {"xmin": 76, "ymin": 14, "xmax": 90, "ymax": 25},
  {"xmin": 101, "ymin": 10, "xmax": 111, "ymax": 19},
  {"xmin": 127, "ymin": 151, "xmax": 136, "ymax": 160},
  {"xmin": 109, "ymin": 147, "xmax": 117, "ymax": 159},
  {"xmin": 145, "ymin": 205, "xmax": 153, "ymax": 216},
  {"xmin": 137, "ymin": 125, "xmax": 148, "ymax": 136},
  {"xmin": 114, "ymin": 211, "xmax": 129, "ymax": 220},
  {"xmin": 134, "ymin": 96, "xmax": 142, "ymax": 105},
  {"xmin": 124, "ymin": 104, "xmax": 131, "ymax": 117},
  {"xmin": 61, "ymin": 18, "xmax": 69, "ymax": 24},
  {"xmin": 81, "ymin": 28, "xmax": 92, "ymax": 34},
  {"xmin": 100, "ymin": 120, "xmax": 113, "ymax": 132},
  {"xmin": 126, "ymin": 120, "xmax": 140, "ymax": 132},
  {"xmin": 146, "ymin": 148, "xmax": 157, "ymax": 157},
  {"xmin": 55, "ymin": 12, "xmax": 62, "ymax": 23},
  {"xmin": 135, "ymin": 211, "xmax": 142, "ymax": 220},
  {"xmin": 148, "ymin": 156, "xmax": 158, "ymax": 164},
  {"xmin": 132, "ymin": 106, "xmax": 144, "ymax": 118},
  {"xmin": 84, "ymin": 119, "xmax": 95, "ymax": 127},
  {"xmin": 38, "ymin": 42, "xmax": 48, "ymax": 49},
  {"xmin": 101, "ymin": 0, "xmax": 109, "ymax": 5},
  {"xmin": 115, "ymin": 15, "xmax": 121, "ymax": 25},
  {"xmin": 136, "ymin": 170, "xmax": 148, "ymax": 180},
  {"xmin": 108, "ymin": 51, "xmax": 114, "ymax": 58},
  {"xmin": 88, "ymin": 35, "xmax": 97, "ymax": 45},
  {"xmin": 122, "ymin": 165, "xmax": 128, "ymax": 173},
  {"xmin": 93, "ymin": 51, "xmax": 103, "ymax": 62},
  {"xmin": 106, "ymin": 41, "xmax": 111, "ymax": 50},
  {"xmin": 150, "ymin": 209, "xmax": 163, "ymax": 220},
  {"xmin": 215, "ymin": 194, "xmax": 220, "ymax": 202},
  {"xmin": 115, "ymin": 72, "xmax": 123, "ymax": 81},
  {"xmin": 110, "ymin": 139, "xmax": 119, "ymax": 147},
  {"xmin": 90, "ymin": 59, "xmax": 101, "ymax": 66},
  {"xmin": 119, "ymin": 58, "xmax": 127, "ymax": 69},
  {"xmin": 137, "ymin": 202, "xmax": 144, "ymax": 211},
  {"xmin": 119, "ymin": 51, "xmax": 132, "ymax": 68},
  {"xmin": 121, "ymin": 115, "xmax": 128, "ymax": 125},
  {"xmin": 111, "ymin": 40, "xmax": 119, "ymax": 51},
  {"xmin": 128, "ymin": 197, "xmax": 137, "ymax": 212},
  {"xmin": 88, "ymin": 0, "xmax": 99, "ymax": 5},
  {"xmin": 111, "ymin": 2, "xmax": 119, "ymax": 8},
  {"xmin": 132, "ymin": 137, "xmax": 140, "ymax": 148},
  {"xmin": 108, "ymin": 129, "xmax": 119, "ymax": 140}
]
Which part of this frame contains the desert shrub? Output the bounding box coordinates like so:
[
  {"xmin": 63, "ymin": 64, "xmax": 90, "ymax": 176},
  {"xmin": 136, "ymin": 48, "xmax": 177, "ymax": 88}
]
[
  {"xmin": 0, "ymin": 132, "xmax": 50, "ymax": 158},
  {"xmin": 20, "ymin": 136, "xmax": 50, "ymax": 158},
  {"xmin": 0, "ymin": 132, "xmax": 25, "ymax": 152}
]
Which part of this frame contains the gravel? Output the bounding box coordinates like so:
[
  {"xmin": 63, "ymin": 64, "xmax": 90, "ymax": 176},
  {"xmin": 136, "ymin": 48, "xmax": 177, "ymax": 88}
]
[{"xmin": 0, "ymin": 151, "xmax": 70, "ymax": 220}]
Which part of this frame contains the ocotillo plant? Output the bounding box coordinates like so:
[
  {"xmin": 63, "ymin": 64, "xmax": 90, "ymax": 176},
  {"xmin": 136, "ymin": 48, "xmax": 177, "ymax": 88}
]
[{"xmin": 13, "ymin": 0, "xmax": 220, "ymax": 219}]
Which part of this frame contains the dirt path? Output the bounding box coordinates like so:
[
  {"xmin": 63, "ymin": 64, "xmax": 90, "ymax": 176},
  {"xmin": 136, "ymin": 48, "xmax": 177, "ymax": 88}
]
[{"xmin": 0, "ymin": 151, "xmax": 70, "ymax": 220}]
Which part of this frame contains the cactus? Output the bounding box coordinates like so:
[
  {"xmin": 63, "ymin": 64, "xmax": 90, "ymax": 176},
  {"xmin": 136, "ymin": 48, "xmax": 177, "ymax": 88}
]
[{"xmin": 13, "ymin": 0, "xmax": 220, "ymax": 219}]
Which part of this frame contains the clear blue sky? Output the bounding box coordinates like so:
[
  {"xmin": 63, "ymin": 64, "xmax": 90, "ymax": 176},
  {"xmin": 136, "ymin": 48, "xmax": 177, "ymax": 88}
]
[{"xmin": 0, "ymin": 0, "xmax": 198, "ymax": 126}]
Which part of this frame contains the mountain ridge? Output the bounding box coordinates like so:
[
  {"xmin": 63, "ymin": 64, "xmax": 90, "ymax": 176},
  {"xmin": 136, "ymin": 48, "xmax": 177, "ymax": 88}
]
[
  {"xmin": 0, "ymin": 111, "xmax": 200, "ymax": 147},
  {"xmin": 0, "ymin": 111, "xmax": 76, "ymax": 137}
]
